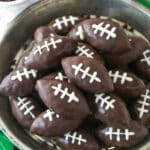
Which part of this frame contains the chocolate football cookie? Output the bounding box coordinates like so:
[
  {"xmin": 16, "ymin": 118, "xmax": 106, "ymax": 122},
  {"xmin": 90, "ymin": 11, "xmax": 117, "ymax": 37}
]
[
  {"xmin": 131, "ymin": 48, "xmax": 150, "ymax": 80},
  {"xmin": 24, "ymin": 34, "xmax": 77, "ymax": 70},
  {"xmin": 0, "ymin": 67, "xmax": 37, "ymax": 96},
  {"xmin": 35, "ymin": 78, "xmax": 90, "ymax": 119},
  {"xmin": 62, "ymin": 56, "xmax": 114, "ymax": 93},
  {"xmin": 75, "ymin": 42, "xmax": 104, "ymax": 63},
  {"xmin": 104, "ymin": 36, "xmax": 149, "ymax": 67},
  {"xmin": 48, "ymin": 15, "xmax": 82, "ymax": 35},
  {"xmin": 109, "ymin": 69, "xmax": 145, "ymax": 98},
  {"xmin": 56, "ymin": 130, "xmax": 100, "ymax": 150},
  {"xmin": 30, "ymin": 109, "xmax": 83, "ymax": 136},
  {"xmin": 130, "ymin": 84, "xmax": 150, "ymax": 126},
  {"xmin": 92, "ymin": 93, "xmax": 131, "ymax": 127},
  {"xmin": 96, "ymin": 121, "xmax": 148, "ymax": 148},
  {"xmin": 10, "ymin": 96, "xmax": 43, "ymax": 129},
  {"xmin": 82, "ymin": 18, "xmax": 132, "ymax": 54},
  {"xmin": 34, "ymin": 26, "xmax": 56, "ymax": 43}
]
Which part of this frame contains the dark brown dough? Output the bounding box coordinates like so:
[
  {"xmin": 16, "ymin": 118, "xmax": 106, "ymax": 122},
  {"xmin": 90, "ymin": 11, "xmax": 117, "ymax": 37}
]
[
  {"xmin": 34, "ymin": 26, "xmax": 56, "ymax": 43},
  {"xmin": 56, "ymin": 130, "xmax": 100, "ymax": 150},
  {"xmin": 30, "ymin": 109, "xmax": 83, "ymax": 136},
  {"xmin": 10, "ymin": 96, "xmax": 43, "ymax": 129},
  {"xmin": 62, "ymin": 56, "xmax": 114, "ymax": 93},
  {"xmin": 109, "ymin": 69, "xmax": 145, "ymax": 98},
  {"xmin": 92, "ymin": 93, "xmax": 131, "ymax": 127},
  {"xmin": 130, "ymin": 84, "xmax": 150, "ymax": 126},
  {"xmin": 0, "ymin": 68, "xmax": 37, "ymax": 96},
  {"xmin": 96, "ymin": 121, "xmax": 148, "ymax": 148},
  {"xmin": 82, "ymin": 18, "xmax": 132, "ymax": 54},
  {"xmin": 24, "ymin": 34, "xmax": 77, "ymax": 70},
  {"xmin": 104, "ymin": 36, "xmax": 149, "ymax": 67},
  {"xmin": 48, "ymin": 15, "xmax": 83, "ymax": 35},
  {"xmin": 131, "ymin": 48, "xmax": 150, "ymax": 81},
  {"xmin": 35, "ymin": 78, "xmax": 90, "ymax": 119}
]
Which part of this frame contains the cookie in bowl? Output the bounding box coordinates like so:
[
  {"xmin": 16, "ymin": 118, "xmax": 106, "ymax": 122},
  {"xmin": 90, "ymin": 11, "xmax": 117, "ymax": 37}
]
[{"xmin": 0, "ymin": 16, "xmax": 149, "ymax": 149}]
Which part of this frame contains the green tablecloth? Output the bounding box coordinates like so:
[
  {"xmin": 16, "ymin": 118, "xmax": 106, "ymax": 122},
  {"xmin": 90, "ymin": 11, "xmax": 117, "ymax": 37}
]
[
  {"xmin": 137, "ymin": 0, "xmax": 150, "ymax": 8},
  {"xmin": 0, "ymin": 0, "xmax": 149, "ymax": 149},
  {"xmin": 0, "ymin": 132, "xmax": 13, "ymax": 150}
]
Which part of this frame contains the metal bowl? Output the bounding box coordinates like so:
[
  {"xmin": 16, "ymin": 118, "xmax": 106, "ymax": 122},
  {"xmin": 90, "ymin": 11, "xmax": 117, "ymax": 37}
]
[{"xmin": 0, "ymin": 0, "xmax": 149, "ymax": 149}]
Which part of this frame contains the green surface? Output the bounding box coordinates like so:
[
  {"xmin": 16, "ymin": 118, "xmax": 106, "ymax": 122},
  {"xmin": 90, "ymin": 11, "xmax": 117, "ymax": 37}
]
[
  {"xmin": 0, "ymin": 131, "xmax": 13, "ymax": 150},
  {"xmin": 137, "ymin": 0, "xmax": 150, "ymax": 8},
  {"xmin": 0, "ymin": 0, "xmax": 149, "ymax": 150}
]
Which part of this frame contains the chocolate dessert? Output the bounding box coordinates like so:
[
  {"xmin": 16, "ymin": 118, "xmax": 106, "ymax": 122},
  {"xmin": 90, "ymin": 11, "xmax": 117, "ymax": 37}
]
[{"xmin": 0, "ymin": 15, "xmax": 149, "ymax": 149}]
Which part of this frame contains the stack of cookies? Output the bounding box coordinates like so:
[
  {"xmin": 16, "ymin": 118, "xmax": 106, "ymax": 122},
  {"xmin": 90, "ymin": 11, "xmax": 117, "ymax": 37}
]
[{"xmin": 0, "ymin": 15, "xmax": 149, "ymax": 150}]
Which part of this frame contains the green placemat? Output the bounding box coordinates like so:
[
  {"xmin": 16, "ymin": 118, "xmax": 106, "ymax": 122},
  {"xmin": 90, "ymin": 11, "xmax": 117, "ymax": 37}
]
[
  {"xmin": 0, "ymin": 131, "xmax": 13, "ymax": 150},
  {"xmin": 137, "ymin": 0, "xmax": 150, "ymax": 8}
]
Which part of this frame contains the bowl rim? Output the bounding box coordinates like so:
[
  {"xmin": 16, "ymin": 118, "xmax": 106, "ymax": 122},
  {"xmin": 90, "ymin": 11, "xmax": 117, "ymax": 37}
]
[{"xmin": 0, "ymin": 0, "xmax": 150, "ymax": 149}]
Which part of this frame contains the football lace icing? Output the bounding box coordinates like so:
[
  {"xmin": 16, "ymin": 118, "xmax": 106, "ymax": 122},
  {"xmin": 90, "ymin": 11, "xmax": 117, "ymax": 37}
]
[
  {"xmin": 64, "ymin": 131, "xmax": 87, "ymax": 145},
  {"xmin": 72, "ymin": 63, "xmax": 101, "ymax": 83},
  {"xmin": 92, "ymin": 22, "xmax": 117, "ymax": 40},
  {"xmin": 11, "ymin": 68, "xmax": 37, "ymax": 82},
  {"xmin": 53, "ymin": 16, "xmax": 79, "ymax": 30},
  {"xmin": 51, "ymin": 83, "xmax": 79, "ymax": 103}
]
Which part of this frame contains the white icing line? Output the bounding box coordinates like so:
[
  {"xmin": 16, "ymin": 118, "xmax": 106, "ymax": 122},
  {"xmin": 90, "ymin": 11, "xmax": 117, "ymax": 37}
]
[
  {"xmin": 11, "ymin": 68, "xmax": 37, "ymax": 82},
  {"xmin": 75, "ymin": 45, "xmax": 94, "ymax": 59},
  {"xmin": 34, "ymin": 37, "xmax": 62, "ymax": 55},
  {"xmin": 109, "ymin": 70, "xmax": 133, "ymax": 84},
  {"xmin": 43, "ymin": 109, "xmax": 60, "ymax": 122},
  {"xmin": 92, "ymin": 22, "xmax": 117, "ymax": 40},
  {"xmin": 51, "ymin": 83, "xmax": 79, "ymax": 103},
  {"xmin": 17, "ymin": 97, "xmax": 35, "ymax": 119},
  {"xmin": 105, "ymin": 127, "xmax": 135, "ymax": 142},
  {"xmin": 94, "ymin": 93, "xmax": 116, "ymax": 110},
  {"xmin": 75, "ymin": 26, "xmax": 85, "ymax": 40},
  {"xmin": 72, "ymin": 63, "xmax": 101, "ymax": 83},
  {"xmin": 64, "ymin": 132, "xmax": 87, "ymax": 145},
  {"xmin": 53, "ymin": 16, "xmax": 79, "ymax": 30},
  {"xmin": 140, "ymin": 49, "xmax": 150, "ymax": 66},
  {"xmin": 137, "ymin": 89, "xmax": 150, "ymax": 118},
  {"xmin": 55, "ymin": 72, "xmax": 68, "ymax": 81}
]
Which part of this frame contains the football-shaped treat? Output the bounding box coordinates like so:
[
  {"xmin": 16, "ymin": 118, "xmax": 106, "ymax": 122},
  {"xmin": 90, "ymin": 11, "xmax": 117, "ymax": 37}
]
[
  {"xmin": 62, "ymin": 56, "xmax": 114, "ymax": 93},
  {"xmin": 24, "ymin": 34, "xmax": 77, "ymax": 70},
  {"xmin": 130, "ymin": 84, "xmax": 150, "ymax": 126},
  {"xmin": 93, "ymin": 93, "xmax": 131, "ymax": 127},
  {"xmin": 48, "ymin": 15, "xmax": 82, "ymax": 35},
  {"xmin": 35, "ymin": 78, "xmax": 90, "ymax": 119},
  {"xmin": 75, "ymin": 42, "xmax": 104, "ymax": 63},
  {"xmin": 109, "ymin": 69, "xmax": 145, "ymax": 98},
  {"xmin": 56, "ymin": 130, "xmax": 100, "ymax": 150},
  {"xmin": 30, "ymin": 109, "xmax": 83, "ymax": 136},
  {"xmin": 68, "ymin": 23, "xmax": 86, "ymax": 42},
  {"xmin": 34, "ymin": 26, "xmax": 56, "ymax": 43},
  {"xmin": 10, "ymin": 96, "xmax": 43, "ymax": 129},
  {"xmin": 96, "ymin": 121, "xmax": 148, "ymax": 148},
  {"xmin": 131, "ymin": 48, "xmax": 150, "ymax": 80},
  {"xmin": 0, "ymin": 68, "xmax": 37, "ymax": 96},
  {"xmin": 104, "ymin": 36, "xmax": 149, "ymax": 67},
  {"xmin": 82, "ymin": 18, "xmax": 132, "ymax": 54}
]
